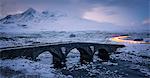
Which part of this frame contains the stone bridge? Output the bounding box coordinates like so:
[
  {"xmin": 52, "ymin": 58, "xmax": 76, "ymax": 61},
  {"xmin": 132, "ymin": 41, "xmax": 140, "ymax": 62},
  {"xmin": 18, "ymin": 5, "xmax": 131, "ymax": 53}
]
[{"xmin": 0, "ymin": 42, "xmax": 125, "ymax": 68}]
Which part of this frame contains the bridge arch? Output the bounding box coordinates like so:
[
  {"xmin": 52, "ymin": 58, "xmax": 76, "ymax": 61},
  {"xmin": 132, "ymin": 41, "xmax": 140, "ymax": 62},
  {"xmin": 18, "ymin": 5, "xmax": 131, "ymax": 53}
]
[
  {"xmin": 32, "ymin": 49, "xmax": 60, "ymax": 60},
  {"xmin": 66, "ymin": 48, "xmax": 80, "ymax": 68},
  {"xmin": 32, "ymin": 49, "xmax": 65, "ymax": 68},
  {"xmin": 36, "ymin": 51, "xmax": 53, "ymax": 65},
  {"xmin": 66, "ymin": 47, "xmax": 93, "ymax": 64}
]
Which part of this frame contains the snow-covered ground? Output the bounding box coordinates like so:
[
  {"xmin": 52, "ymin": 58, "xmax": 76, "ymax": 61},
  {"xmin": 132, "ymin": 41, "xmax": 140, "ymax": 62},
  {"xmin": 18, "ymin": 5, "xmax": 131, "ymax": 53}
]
[
  {"xmin": 0, "ymin": 31, "xmax": 149, "ymax": 78},
  {"xmin": 0, "ymin": 31, "xmax": 111, "ymax": 48}
]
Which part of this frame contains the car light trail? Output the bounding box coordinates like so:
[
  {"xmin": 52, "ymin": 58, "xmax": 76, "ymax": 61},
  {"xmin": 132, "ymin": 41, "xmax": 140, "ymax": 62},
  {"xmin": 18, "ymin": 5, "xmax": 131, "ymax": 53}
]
[{"xmin": 111, "ymin": 36, "xmax": 149, "ymax": 44}]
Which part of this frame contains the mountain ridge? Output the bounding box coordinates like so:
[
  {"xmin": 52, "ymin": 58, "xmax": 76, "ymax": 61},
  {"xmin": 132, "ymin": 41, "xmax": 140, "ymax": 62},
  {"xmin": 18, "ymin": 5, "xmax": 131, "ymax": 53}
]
[{"xmin": 0, "ymin": 8, "xmax": 66, "ymax": 24}]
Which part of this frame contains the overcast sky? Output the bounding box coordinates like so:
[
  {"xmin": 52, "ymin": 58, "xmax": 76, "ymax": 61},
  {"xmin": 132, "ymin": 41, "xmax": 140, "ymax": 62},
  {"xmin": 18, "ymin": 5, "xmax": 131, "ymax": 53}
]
[{"xmin": 0, "ymin": 0, "xmax": 149, "ymax": 31}]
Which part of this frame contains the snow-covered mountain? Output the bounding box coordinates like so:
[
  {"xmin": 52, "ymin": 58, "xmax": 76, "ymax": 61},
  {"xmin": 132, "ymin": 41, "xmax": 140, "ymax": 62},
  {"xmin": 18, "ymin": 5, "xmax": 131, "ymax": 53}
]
[
  {"xmin": 0, "ymin": 8, "xmax": 65, "ymax": 24},
  {"xmin": 0, "ymin": 8, "xmax": 36, "ymax": 24}
]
